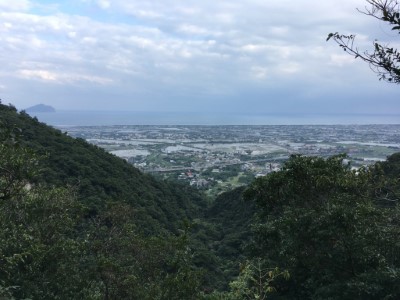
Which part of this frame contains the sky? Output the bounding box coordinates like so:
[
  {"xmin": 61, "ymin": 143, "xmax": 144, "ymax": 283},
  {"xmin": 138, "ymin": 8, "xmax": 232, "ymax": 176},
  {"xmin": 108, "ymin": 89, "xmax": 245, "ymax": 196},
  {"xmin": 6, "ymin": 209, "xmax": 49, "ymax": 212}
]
[{"xmin": 0, "ymin": 0, "xmax": 399, "ymax": 115}]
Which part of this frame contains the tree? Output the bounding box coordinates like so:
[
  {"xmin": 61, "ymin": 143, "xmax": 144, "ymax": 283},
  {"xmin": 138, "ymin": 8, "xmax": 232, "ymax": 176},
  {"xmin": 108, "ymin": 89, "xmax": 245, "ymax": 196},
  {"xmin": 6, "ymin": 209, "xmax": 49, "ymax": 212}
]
[
  {"xmin": 201, "ymin": 258, "xmax": 289, "ymax": 300},
  {"xmin": 86, "ymin": 202, "xmax": 203, "ymax": 300},
  {"xmin": 0, "ymin": 113, "xmax": 204, "ymax": 300},
  {"xmin": 244, "ymin": 155, "xmax": 400, "ymax": 299},
  {"xmin": 227, "ymin": 259, "xmax": 289, "ymax": 300},
  {"xmin": 0, "ymin": 125, "xmax": 37, "ymax": 202},
  {"xmin": 327, "ymin": 0, "xmax": 400, "ymax": 83},
  {"xmin": 0, "ymin": 124, "xmax": 96, "ymax": 299}
]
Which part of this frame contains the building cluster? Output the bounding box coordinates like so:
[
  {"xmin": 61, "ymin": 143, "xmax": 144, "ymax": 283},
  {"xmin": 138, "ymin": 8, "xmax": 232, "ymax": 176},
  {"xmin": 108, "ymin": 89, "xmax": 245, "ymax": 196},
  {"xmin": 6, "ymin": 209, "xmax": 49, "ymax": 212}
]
[{"xmin": 63, "ymin": 125, "xmax": 400, "ymax": 193}]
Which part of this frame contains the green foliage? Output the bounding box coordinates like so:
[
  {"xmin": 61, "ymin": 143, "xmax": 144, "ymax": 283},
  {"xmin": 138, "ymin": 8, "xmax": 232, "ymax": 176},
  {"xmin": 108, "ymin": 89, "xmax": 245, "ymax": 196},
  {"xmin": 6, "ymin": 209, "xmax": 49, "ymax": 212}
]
[
  {"xmin": 203, "ymin": 258, "xmax": 289, "ymax": 300},
  {"xmin": 245, "ymin": 154, "xmax": 400, "ymax": 299},
  {"xmin": 0, "ymin": 106, "xmax": 205, "ymax": 299},
  {"xmin": 0, "ymin": 185, "xmax": 89, "ymax": 298},
  {"xmin": 203, "ymin": 165, "xmax": 243, "ymax": 182},
  {"xmin": 187, "ymin": 186, "xmax": 257, "ymax": 292},
  {"xmin": 206, "ymin": 186, "xmax": 256, "ymax": 286},
  {"xmin": 376, "ymin": 152, "xmax": 400, "ymax": 177},
  {"xmin": 0, "ymin": 103, "xmax": 207, "ymax": 234},
  {"xmin": 86, "ymin": 203, "xmax": 203, "ymax": 299},
  {"xmin": 227, "ymin": 259, "xmax": 289, "ymax": 300},
  {"xmin": 2, "ymin": 102, "xmax": 400, "ymax": 298},
  {"xmin": 0, "ymin": 125, "xmax": 38, "ymax": 202}
]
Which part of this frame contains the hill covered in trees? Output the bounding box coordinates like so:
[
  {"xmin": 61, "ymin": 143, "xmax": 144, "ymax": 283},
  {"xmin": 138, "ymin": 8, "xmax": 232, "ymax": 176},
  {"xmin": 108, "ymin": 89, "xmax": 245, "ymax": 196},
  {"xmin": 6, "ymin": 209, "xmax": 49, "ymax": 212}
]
[
  {"xmin": 0, "ymin": 103, "xmax": 214, "ymax": 299},
  {"xmin": 1, "ymin": 102, "xmax": 400, "ymax": 299},
  {"xmin": 0, "ymin": 104, "xmax": 207, "ymax": 234}
]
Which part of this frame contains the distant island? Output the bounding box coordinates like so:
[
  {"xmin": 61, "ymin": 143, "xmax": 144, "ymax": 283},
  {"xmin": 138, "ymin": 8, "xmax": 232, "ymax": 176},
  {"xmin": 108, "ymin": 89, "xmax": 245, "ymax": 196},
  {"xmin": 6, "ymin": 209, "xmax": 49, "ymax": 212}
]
[{"xmin": 25, "ymin": 104, "xmax": 56, "ymax": 113}]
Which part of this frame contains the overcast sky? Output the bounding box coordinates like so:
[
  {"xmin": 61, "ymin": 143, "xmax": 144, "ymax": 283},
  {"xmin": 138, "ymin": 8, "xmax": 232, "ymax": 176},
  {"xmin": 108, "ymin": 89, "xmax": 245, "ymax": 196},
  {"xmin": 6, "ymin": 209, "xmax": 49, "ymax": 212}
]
[{"xmin": 0, "ymin": 0, "xmax": 399, "ymax": 115}]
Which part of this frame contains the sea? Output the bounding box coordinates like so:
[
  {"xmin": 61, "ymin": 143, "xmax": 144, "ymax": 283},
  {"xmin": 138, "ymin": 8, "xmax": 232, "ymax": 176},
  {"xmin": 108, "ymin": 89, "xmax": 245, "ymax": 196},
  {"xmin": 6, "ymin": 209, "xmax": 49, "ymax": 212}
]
[{"xmin": 28, "ymin": 111, "xmax": 400, "ymax": 127}]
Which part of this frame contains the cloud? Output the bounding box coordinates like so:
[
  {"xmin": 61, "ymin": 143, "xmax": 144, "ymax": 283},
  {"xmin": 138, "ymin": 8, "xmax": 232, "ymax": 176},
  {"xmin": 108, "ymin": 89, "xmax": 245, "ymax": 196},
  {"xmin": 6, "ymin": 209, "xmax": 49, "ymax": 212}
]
[
  {"xmin": 329, "ymin": 54, "xmax": 357, "ymax": 67},
  {"xmin": 97, "ymin": 0, "xmax": 110, "ymax": 10},
  {"xmin": 19, "ymin": 70, "xmax": 58, "ymax": 81},
  {"xmin": 0, "ymin": 0, "xmax": 31, "ymax": 12},
  {"xmin": 177, "ymin": 24, "xmax": 210, "ymax": 36},
  {"xmin": 0, "ymin": 0, "xmax": 398, "ymax": 115},
  {"xmin": 18, "ymin": 69, "xmax": 113, "ymax": 85}
]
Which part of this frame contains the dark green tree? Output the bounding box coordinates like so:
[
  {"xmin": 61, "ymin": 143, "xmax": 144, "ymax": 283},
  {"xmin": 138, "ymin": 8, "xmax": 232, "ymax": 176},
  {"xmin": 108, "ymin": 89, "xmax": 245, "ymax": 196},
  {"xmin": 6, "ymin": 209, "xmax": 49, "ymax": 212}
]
[
  {"xmin": 0, "ymin": 117, "xmax": 204, "ymax": 299},
  {"xmin": 0, "ymin": 125, "xmax": 37, "ymax": 202},
  {"xmin": 244, "ymin": 155, "xmax": 400, "ymax": 299},
  {"xmin": 0, "ymin": 129, "xmax": 91, "ymax": 299},
  {"xmin": 87, "ymin": 202, "xmax": 203, "ymax": 300},
  {"xmin": 327, "ymin": 0, "xmax": 400, "ymax": 83}
]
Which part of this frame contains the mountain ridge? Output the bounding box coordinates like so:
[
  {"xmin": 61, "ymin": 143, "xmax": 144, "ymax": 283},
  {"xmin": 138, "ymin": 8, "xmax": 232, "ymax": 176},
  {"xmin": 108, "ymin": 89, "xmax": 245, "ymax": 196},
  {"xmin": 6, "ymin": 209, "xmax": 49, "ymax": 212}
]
[{"xmin": 25, "ymin": 103, "xmax": 56, "ymax": 113}]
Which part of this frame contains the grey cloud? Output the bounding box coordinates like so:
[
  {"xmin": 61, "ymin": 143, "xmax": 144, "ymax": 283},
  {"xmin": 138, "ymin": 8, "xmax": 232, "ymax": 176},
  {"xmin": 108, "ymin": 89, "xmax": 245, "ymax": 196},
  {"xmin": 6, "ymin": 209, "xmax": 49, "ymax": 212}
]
[{"xmin": 0, "ymin": 0, "xmax": 398, "ymax": 115}]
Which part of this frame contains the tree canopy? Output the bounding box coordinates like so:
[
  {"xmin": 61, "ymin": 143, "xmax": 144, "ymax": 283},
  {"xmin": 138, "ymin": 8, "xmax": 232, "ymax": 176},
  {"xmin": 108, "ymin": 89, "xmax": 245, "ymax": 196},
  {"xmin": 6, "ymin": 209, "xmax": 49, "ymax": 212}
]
[
  {"xmin": 244, "ymin": 154, "xmax": 400, "ymax": 299},
  {"xmin": 0, "ymin": 107, "xmax": 204, "ymax": 299}
]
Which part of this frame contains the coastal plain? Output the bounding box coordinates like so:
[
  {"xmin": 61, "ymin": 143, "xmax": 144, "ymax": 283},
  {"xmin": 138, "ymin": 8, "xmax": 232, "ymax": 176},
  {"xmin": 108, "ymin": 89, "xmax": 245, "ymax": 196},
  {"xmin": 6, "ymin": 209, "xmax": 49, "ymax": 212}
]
[{"xmin": 62, "ymin": 125, "xmax": 400, "ymax": 196}]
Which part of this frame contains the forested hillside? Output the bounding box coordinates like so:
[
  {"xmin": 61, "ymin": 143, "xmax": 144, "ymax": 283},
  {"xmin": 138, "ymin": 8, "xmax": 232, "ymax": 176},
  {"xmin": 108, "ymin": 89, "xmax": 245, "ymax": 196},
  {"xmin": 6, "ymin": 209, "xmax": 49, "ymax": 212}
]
[
  {"xmin": 241, "ymin": 155, "xmax": 400, "ymax": 299},
  {"xmin": 0, "ymin": 103, "xmax": 212, "ymax": 299},
  {"xmin": 1, "ymin": 103, "xmax": 400, "ymax": 299},
  {"xmin": 0, "ymin": 103, "xmax": 206, "ymax": 234}
]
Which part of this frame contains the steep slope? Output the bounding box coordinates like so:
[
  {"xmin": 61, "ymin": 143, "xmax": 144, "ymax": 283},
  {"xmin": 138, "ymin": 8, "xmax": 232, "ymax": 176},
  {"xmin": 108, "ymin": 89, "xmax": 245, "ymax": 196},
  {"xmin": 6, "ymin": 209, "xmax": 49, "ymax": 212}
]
[
  {"xmin": 189, "ymin": 186, "xmax": 257, "ymax": 291},
  {"xmin": 0, "ymin": 120, "xmax": 204, "ymax": 299},
  {"xmin": 205, "ymin": 186, "xmax": 256, "ymax": 289},
  {"xmin": 0, "ymin": 104, "xmax": 206, "ymax": 234}
]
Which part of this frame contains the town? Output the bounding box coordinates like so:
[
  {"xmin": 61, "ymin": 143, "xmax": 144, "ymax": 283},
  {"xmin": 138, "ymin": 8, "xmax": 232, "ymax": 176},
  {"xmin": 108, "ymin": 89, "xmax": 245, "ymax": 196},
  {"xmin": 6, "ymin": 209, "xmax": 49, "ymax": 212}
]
[{"xmin": 62, "ymin": 125, "xmax": 400, "ymax": 197}]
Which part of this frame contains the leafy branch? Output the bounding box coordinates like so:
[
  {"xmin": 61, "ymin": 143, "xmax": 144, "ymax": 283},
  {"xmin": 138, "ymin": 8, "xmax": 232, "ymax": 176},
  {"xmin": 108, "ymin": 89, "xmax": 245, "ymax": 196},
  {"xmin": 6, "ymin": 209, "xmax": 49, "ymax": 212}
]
[{"xmin": 327, "ymin": 0, "xmax": 400, "ymax": 83}]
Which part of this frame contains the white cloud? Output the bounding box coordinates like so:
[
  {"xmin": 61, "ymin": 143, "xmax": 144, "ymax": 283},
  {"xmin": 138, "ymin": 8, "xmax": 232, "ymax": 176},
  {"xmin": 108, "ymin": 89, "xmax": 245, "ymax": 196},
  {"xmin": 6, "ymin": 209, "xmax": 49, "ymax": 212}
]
[
  {"xmin": 68, "ymin": 31, "xmax": 77, "ymax": 38},
  {"xmin": 97, "ymin": 0, "xmax": 110, "ymax": 10},
  {"xmin": 18, "ymin": 68, "xmax": 113, "ymax": 85},
  {"xmin": 329, "ymin": 54, "xmax": 356, "ymax": 67},
  {"xmin": 278, "ymin": 62, "xmax": 301, "ymax": 74},
  {"xmin": 178, "ymin": 24, "xmax": 209, "ymax": 35},
  {"xmin": 0, "ymin": 0, "xmax": 31, "ymax": 11},
  {"xmin": 0, "ymin": 0, "xmax": 397, "ymax": 114},
  {"xmin": 19, "ymin": 69, "xmax": 58, "ymax": 81}
]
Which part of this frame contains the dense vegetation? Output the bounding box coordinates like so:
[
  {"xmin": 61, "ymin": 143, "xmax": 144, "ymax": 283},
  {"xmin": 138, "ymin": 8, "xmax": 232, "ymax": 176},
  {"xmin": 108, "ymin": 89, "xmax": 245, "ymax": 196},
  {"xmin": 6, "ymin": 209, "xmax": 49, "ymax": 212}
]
[
  {"xmin": 242, "ymin": 155, "xmax": 400, "ymax": 299},
  {"xmin": 0, "ymin": 104, "xmax": 206, "ymax": 234},
  {"xmin": 0, "ymin": 104, "xmax": 205, "ymax": 299},
  {"xmin": 1, "ymin": 103, "xmax": 400, "ymax": 299}
]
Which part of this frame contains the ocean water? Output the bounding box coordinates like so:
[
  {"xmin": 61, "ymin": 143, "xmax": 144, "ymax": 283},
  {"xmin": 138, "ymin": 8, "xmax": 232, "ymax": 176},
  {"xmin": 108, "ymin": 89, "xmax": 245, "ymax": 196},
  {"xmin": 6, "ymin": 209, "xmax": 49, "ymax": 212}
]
[{"xmin": 28, "ymin": 111, "xmax": 400, "ymax": 126}]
